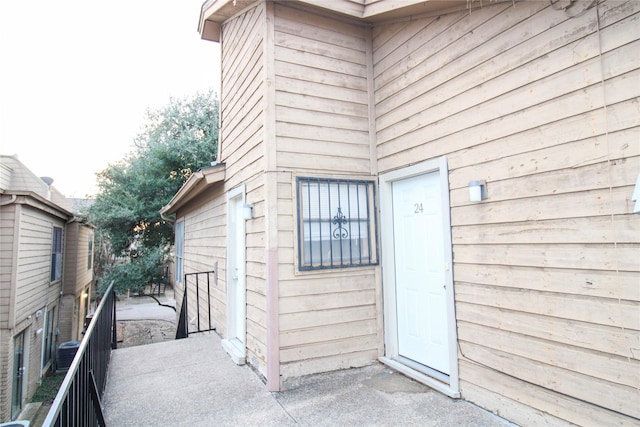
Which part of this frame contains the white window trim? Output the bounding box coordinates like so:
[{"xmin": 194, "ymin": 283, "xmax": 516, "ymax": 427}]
[
  {"xmin": 175, "ymin": 219, "xmax": 185, "ymax": 287},
  {"xmin": 223, "ymin": 184, "xmax": 247, "ymax": 364},
  {"xmin": 50, "ymin": 226, "xmax": 63, "ymax": 283}
]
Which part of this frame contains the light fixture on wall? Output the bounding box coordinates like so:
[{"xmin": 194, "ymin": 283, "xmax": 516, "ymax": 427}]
[
  {"xmin": 468, "ymin": 180, "xmax": 487, "ymax": 202},
  {"xmin": 242, "ymin": 204, "xmax": 254, "ymax": 220}
]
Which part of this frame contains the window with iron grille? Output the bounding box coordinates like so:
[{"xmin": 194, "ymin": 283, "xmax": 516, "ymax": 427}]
[{"xmin": 297, "ymin": 177, "xmax": 378, "ymax": 270}]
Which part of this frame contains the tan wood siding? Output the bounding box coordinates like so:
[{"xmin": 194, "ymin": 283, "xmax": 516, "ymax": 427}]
[
  {"xmin": 61, "ymin": 222, "xmax": 92, "ymax": 296},
  {"xmin": 220, "ymin": 3, "xmax": 265, "ymax": 192},
  {"xmin": 245, "ymin": 175, "xmax": 267, "ymax": 374},
  {"xmin": 298, "ymin": 0, "xmax": 364, "ymax": 18},
  {"xmin": 75, "ymin": 225, "xmax": 93, "ymax": 290},
  {"xmin": 372, "ymin": 0, "xmax": 640, "ymax": 423},
  {"xmin": 62, "ymin": 222, "xmax": 79, "ymax": 294},
  {"xmin": 59, "ymin": 222, "xmax": 93, "ymax": 343},
  {"xmin": 273, "ymin": 4, "xmax": 372, "ymax": 176},
  {"xmin": 0, "ymin": 162, "xmax": 11, "ymax": 188},
  {"xmin": 175, "ymin": 3, "xmax": 269, "ymax": 375},
  {"xmin": 0, "ymin": 204, "xmax": 17, "ymax": 328},
  {"xmin": 268, "ymin": 4, "xmax": 382, "ymax": 383},
  {"xmin": 14, "ymin": 207, "xmax": 65, "ymax": 323},
  {"xmin": 179, "ymin": 188, "xmax": 227, "ymax": 337},
  {"xmin": 220, "ymin": 3, "xmax": 268, "ymax": 374},
  {"xmin": 275, "ymin": 170, "xmax": 380, "ymax": 381}
]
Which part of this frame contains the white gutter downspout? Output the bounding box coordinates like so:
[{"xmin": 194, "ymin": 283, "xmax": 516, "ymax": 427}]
[
  {"xmin": 0, "ymin": 194, "xmax": 18, "ymax": 206},
  {"xmin": 161, "ymin": 211, "xmax": 176, "ymax": 224}
]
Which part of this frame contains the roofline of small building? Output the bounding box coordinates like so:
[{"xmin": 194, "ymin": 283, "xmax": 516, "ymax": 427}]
[
  {"xmin": 1, "ymin": 189, "xmax": 74, "ymax": 219},
  {"xmin": 160, "ymin": 163, "xmax": 226, "ymax": 216},
  {"xmin": 197, "ymin": 0, "xmax": 509, "ymax": 42}
]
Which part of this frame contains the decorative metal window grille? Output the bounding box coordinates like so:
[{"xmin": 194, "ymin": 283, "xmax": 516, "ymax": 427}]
[{"xmin": 297, "ymin": 177, "xmax": 378, "ymax": 270}]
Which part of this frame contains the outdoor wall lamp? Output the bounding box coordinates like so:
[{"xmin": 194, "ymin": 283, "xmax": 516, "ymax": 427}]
[
  {"xmin": 468, "ymin": 180, "xmax": 487, "ymax": 202},
  {"xmin": 242, "ymin": 204, "xmax": 254, "ymax": 220}
]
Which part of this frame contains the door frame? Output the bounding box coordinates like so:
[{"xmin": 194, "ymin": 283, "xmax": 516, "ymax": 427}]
[
  {"xmin": 379, "ymin": 157, "xmax": 459, "ymax": 398},
  {"xmin": 222, "ymin": 184, "xmax": 247, "ymax": 365},
  {"xmin": 12, "ymin": 329, "xmax": 27, "ymax": 420}
]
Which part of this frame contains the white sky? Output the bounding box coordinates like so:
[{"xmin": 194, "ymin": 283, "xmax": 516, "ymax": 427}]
[{"xmin": 0, "ymin": 0, "xmax": 221, "ymax": 198}]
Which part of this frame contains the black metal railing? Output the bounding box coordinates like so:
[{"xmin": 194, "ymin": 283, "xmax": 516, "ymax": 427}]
[
  {"xmin": 176, "ymin": 271, "xmax": 216, "ymax": 339},
  {"xmin": 43, "ymin": 281, "xmax": 117, "ymax": 427}
]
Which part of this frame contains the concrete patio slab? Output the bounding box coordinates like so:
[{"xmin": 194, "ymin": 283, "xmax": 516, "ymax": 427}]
[
  {"xmin": 116, "ymin": 301, "xmax": 177, "ymax": 322},
  {"xmin": 103, "ymin": 332, "xmax": 511, "ymax": 426}
]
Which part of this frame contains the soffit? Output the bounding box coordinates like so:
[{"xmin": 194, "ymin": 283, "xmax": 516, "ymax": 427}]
[
  {"xmin": 160, "ymin": 164, "xmax": 226, "ymax": 215},
  {"xmin": 199, "ymin": 0, "xmax": 258, "ymax": 41},
  {"xmin": 199, "ymin": 0, "xmax": 482, "ymax": 40}
]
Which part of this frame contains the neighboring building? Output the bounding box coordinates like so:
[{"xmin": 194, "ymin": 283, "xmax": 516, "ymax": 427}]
[
  {"xmin": 57, "ymin": 218, "xmax": 95, "ymax": 343},
  {"xmin": 161, "ymin": 1, "xmax": 639, "ymax": 425},
  {"xmin": 0, "ymin": 155, "xmax": 94, "ymax": 422}
]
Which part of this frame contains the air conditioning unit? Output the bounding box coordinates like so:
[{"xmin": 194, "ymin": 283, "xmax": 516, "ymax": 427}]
[
  {"xmin": 0, "ymin": 421, "xmax": 30, "ymax": 426},
  {"xmin": 56, "ymin": 340, "xmax": 81, "ymax": 371}
]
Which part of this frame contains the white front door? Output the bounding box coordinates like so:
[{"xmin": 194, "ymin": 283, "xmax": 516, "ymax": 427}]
[
  {"xmin": 379, "ymin": 158, "xmax": 458, "ymax": 397},
  {"xmin": 224, "ymin": 186, "xmax": 246, "ymax": 364},
  {"xmin": 392, "ymin": 172, "xmax": 449, "ymax": 374}
]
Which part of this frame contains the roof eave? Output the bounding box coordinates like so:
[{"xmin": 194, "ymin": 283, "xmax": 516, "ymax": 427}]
[
  {"xmin": 2, "ymin": 190, "xmax": 74, "ymax": 218},
  {"xmin": 160, "ymin": 164, "xmax": 226, "ymax": 216},
  {"xmin": 198, "ymin": 0, "xmax": 257, "ymax": 41},
  {"xmin": 198, "ymin": 0, "xmax": 513, "ymax": 39}
]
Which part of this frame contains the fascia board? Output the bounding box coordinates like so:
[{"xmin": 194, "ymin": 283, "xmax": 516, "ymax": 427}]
[{"xmin": 161, "ymin": 164, "xmax": 226, "ymax": 215}]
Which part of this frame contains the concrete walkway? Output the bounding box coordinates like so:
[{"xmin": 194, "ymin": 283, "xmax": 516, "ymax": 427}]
[
  {"xmin": 116, "ymin": 300, "xmax": 177, "ymax": 322},
  {"xmin": 103, "ymin": 333, "xmax": 510, "ymax": 427}
]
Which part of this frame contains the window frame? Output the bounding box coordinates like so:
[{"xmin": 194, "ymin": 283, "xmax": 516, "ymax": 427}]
[
  {"xmin": 296, "ymin": 177, "xmax": 378, "ymax": 271},
  {"xmin": 50, "ymin": 226, "xmax": 63, "ymax": 282},
  {"xmin": 87, "ymin": 234, "xmax": 94, "ymax": 270},
  {"xmin": 175, "ymin": 220, "xmax": 185, "ymax": 285}
]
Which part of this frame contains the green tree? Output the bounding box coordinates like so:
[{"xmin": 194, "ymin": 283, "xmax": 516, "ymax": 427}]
[
  {"xmin": 99, "ymin": 246, "xmax": 168, "ymax": 295},
  {"xmin": 90, "ymin": 90, "xmax": 218, "ymax": 294}
]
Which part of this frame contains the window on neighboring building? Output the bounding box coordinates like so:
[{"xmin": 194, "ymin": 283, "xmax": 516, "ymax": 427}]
[
  {"xmin": 297, "ymin": 177, "xmax": 378, "ymax": 270},
  {"xmin": 50, "ymin": 227, "xmax": 63, "ymax": 282},
  {"xmin": 87, "ymin": 235, "xmax": 93, "ymax": 270},
  {"xmin": 175, "ymin": 220, "xmax": 184, "ymax": 284}
]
